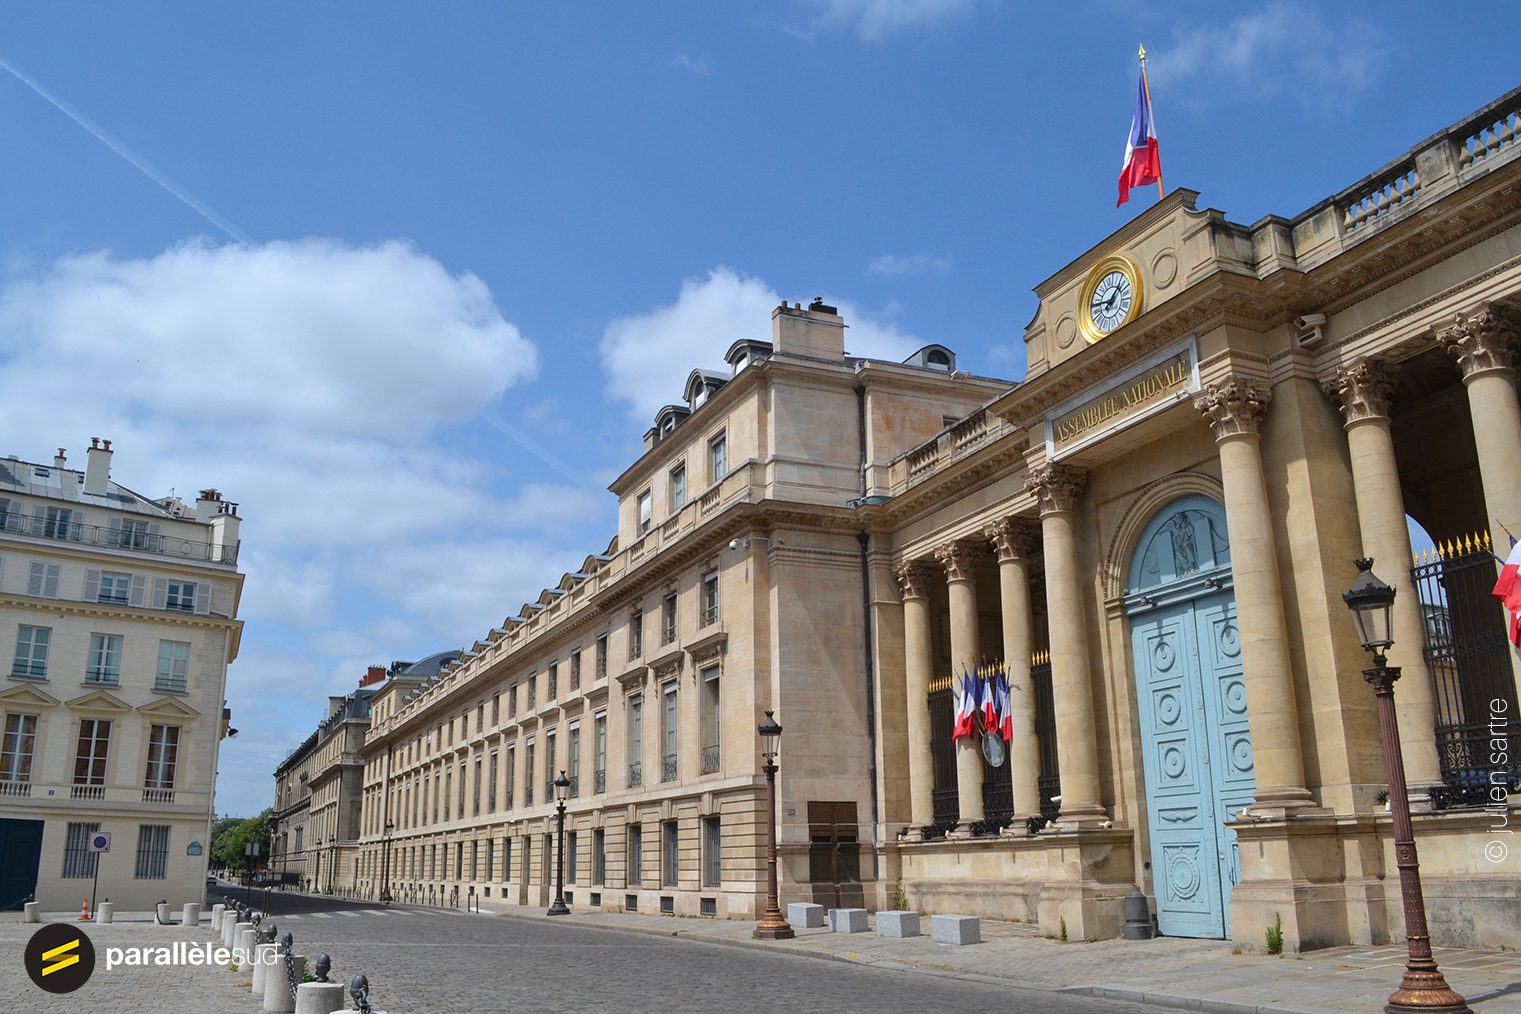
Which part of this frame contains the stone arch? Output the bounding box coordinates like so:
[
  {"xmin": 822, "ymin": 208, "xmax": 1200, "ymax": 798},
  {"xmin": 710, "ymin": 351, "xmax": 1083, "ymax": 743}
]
[{"xmin": 1102, "ymin": 471, "xmax": 1226, "ymax": 601}]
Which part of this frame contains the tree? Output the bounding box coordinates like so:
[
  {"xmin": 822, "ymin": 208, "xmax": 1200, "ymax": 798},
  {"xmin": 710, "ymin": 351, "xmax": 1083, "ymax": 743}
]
[{"xmin": 210, "ymin": 809, "xmax": 274, "ymax": 876}]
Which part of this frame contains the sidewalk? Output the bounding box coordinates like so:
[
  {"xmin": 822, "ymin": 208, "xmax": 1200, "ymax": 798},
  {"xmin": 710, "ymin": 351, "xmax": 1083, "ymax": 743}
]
[{"xmin": 469, "ymin": 904, "xmax": 1521, "ymax": 1014}]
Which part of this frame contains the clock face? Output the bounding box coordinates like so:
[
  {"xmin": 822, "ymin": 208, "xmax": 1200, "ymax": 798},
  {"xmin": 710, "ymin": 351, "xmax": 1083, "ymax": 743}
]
[{"xmin": 1088, "ymin": 270, "xmax": 1134, "ymax": 335}]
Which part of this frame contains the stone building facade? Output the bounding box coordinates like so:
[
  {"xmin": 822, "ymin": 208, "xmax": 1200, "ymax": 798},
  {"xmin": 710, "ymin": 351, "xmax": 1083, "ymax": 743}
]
[
  {"xmin": 347, "ymin": 86, "xmax": 1520, "ymax": 951},
  {"xmin": 0, "ymin": 439, "xmax": 244, "ymax": 910}
]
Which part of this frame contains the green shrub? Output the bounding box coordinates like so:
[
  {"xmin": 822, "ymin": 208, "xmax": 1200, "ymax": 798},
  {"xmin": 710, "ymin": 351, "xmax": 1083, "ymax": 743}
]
[
  {"xmin": 891, "ymin": 878, "xmax": 909, "ymax": 912},
  {"xmin": 1266, "ymin": 912, "xmax": 1284, "ymax": 955},
  {"xmin": 1059, "ymin": 916, "xmax": 1068, "ymax": 942}
]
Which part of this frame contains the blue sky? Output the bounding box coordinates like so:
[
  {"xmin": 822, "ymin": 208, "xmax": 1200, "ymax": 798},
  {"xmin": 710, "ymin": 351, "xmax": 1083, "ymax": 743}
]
[{"xmin": 0, "ymin": 1, "xmax": 1509, "ymax": 817}]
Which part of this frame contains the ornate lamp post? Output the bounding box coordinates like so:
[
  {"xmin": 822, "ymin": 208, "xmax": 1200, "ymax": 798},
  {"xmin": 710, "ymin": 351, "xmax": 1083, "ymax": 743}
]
[
  {"xmin": 379, "ymin": 820, "xmax": 395, "ymax": 903},
  {"xmin": 754, "ymin": 711, "xmax": 794, "ymax": 940},
  {"xmin": 327, "ymin": 836, "xmax": 337, "ymax": 895},
  {"xmin": 1343, "ymin": 558, "xmax": 1471, "ymax": 1014},
  {"xmin": 547, "ymin": 770, "xmax": 572, "ymax": 916}
]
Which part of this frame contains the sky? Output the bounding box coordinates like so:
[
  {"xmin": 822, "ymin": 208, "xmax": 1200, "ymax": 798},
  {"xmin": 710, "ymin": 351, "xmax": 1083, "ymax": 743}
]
[{"xmin": 0, "ymin": 1, "xmax": 1511, "ymax": 817}]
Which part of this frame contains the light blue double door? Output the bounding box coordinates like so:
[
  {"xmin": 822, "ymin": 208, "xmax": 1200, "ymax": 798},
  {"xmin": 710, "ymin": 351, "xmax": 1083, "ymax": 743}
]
[{"xmin": 1127, "ymin": 496, "xmax": 1255, "ymax": 939}]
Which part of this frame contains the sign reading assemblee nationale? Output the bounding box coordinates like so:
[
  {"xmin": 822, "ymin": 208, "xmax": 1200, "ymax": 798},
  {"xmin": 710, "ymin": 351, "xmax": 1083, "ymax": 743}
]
[{"xmin": 1046, "ymin": 340, "xmax": 1199, "ymax": 457}]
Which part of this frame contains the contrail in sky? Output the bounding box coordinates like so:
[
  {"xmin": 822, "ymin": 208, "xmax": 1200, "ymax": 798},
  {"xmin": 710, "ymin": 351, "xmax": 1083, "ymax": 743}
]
[
  {"xmin": 479, "ymin": 409, "xmax": 590, "ymax": 488},
  {"xmin": 0, "ymin": 52, "xmax": 254, "ymax": 245}
]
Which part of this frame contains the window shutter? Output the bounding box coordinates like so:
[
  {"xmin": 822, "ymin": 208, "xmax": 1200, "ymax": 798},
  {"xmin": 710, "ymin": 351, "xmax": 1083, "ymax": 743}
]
[
  {"xmin": 27, "ymin": 561, "xmax": 43, "ymax": 596},
  {"xmin": 129, "ymin": 574, "xmax": 147, "ymax": 607},
  {"xmin": 43, "ymin": 565, "xmax": 59, "ymax": 597},
  {"xmin": 151, "ymin": 577, "xmax": 168, "ymax": 610},
  {"xmin": 194, "ymin": 583, "xmax": 211, "ymax": 615},
  {"xmin": 84, "ymin": 568, "xmax": 101, "ymax": 602}
]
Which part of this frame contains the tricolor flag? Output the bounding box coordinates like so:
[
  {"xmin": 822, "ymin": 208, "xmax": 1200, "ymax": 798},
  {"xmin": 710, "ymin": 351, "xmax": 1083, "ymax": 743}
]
[
  {"xmin": 995, "ymin": 667, "xmax": 1013, "ymax": 743},
  {"xmin": 982, "ymin": 663, "xmax": 999, "ymax": 731},
  {"xmin": 1493, "ymin": 537, "xmax": 1521, "ymax": 648},
  {"xmin": 952, "ymin": 667, "xmax": 981, "ymax": 741},
  {"xmin": 1118, "ymin": 53, "xmax": 1163, "ymax": 207}
]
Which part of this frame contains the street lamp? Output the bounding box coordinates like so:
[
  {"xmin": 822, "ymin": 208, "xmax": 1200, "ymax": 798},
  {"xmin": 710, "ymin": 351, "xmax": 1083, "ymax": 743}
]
[
  {"xmin": 754, "ymin": 710, "xmax": 794, "ymax": 940},
  {"xmin": 379, "ymin": 820, "xmax": 395, "ymax": 903},
  {"xmin": 1343, "ymin": 558, "xmax": 1471, "ymax": 1014},
  {"xmin": 327, "ymin": 836, "xmax": 336, "ymax": 895},
  {"xmin": 547, "ymin": 770, "xmax": 571, "ymax": 916}
]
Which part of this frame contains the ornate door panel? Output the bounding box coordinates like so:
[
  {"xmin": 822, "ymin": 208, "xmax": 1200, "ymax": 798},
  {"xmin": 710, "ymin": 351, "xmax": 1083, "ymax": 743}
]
[{"xmin": 1194, "ymin": 596, "xmax": 1253, "ymax": 937}]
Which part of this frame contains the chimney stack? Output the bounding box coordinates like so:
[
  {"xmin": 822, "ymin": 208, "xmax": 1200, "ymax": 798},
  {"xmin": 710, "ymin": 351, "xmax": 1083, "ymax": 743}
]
[
  {"xmin": 360, "ymin": 665, "xmax": 386, "ymax": 688},
  {"xmin": 83, "ymin": 437, "xmax": 113, "ymax": 495},
  {"xmin": 771, "ymin": 297, "xmax": 845, "ymax": 360},
  {"xmin": 54, "ymin": 448, "xmax": 67, "ymax": 468}
]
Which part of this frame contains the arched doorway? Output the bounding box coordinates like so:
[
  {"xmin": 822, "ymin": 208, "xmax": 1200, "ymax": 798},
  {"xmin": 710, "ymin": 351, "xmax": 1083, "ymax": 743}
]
[{"xmin": 1125, "ymin": 493, "xmax": 1254, "ymax": 939}]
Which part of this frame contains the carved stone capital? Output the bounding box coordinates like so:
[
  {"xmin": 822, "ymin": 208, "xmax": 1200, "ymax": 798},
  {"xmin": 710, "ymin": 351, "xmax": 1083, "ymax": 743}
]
[
  {"xmin": 1023, "ymin": 464, "xmax": 1086, "ymax": 516},
  {"xmin": 1194, "ymin": 376, "xmax": 1270, "ymax": 440},
  {"xmin": 933, "ymin": 541, "xmax": 983, "ymax": 583},
  {"xmin": 895, "ymin": 560, "xmax": 937, "ymax": 600},
  {"xmin": 985, "ymin": 517, "xmax": 1040, "ymax": 562},
  {"xmin": 1323, "ymin": 357, "xmax": 1398, "ymax": 425},
  {"xmin": 1435, "ymin": 304, "xmax": 1518, "ymax": 378}
]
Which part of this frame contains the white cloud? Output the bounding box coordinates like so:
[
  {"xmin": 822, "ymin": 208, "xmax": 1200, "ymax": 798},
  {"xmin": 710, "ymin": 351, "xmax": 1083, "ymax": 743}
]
[
  {"xmin": 798, "ymin": 0, "xmax": 979, "ymax": 42},
  {"xmin": 599, "ymin": 266, "xmax": 926, "ymax": 420},
  {"xmin": 867, "ymin": 252, "xmax": 953, "ymax": 277},
  {"xmin": 1151, "ymin": 2, "xmax": 1389, "ymax": 114},
  {"xmin": 668, "ymin": 52, "xmax": 714, "ymax": 76}
]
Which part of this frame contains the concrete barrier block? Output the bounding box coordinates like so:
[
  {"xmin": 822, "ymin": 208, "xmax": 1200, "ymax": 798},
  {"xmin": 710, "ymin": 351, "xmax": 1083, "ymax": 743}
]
[
  {"xmin": 876, "ymin": 910, "xmax": 920, "ymax": 938},
  {"xmin": 211, "ymin": 904, "xmax": 225, "ymax": 932},
  {"xmin": 23, "ymin": 901, "xmax": 39, "ymax": 922},
  {"xmin": 251, "ymin": 943, "xmax": 277, "ymax": 994},
  {"xmin": 829, "ymin": 908, "xmax": 868, "ymax": 933},
  {"xmin": 95, "ymin": 901, "xmax": 114, "ymax": 924},
  {"xmin": 262, "ymin": 953, "xmax": 305, "ymax": 1013},
  {"xmin": 236, "ymin": 927, "xmax": 258, "ymax": 965},
  {"xmin": 182, "ymin": 902, "xmax": 201, "ymax": 926},
  {"xmin": 155, "ymin": 902, "xmax": 171, "ymax": 924},
  {"xmin": 786, "ymin": 902, "xmax": 825, "ymax": 929},
  {"xmin": 930, "ymin": 913, "xmax": 981, "ymax": 945},
  {"xmin": 294, "ymin": 981, "xmax": 347, "ymax": 1014}
]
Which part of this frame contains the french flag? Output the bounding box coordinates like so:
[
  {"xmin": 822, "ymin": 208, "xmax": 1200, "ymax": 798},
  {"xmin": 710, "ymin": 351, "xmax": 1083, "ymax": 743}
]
[
  {"xmin": 982, "ymin": 664, "xmax": 999, "ymax": 732},
  {"xmin": 1118, "ymin": 69, "xmax": 1162, "ymax": 207},
  {"xmin": 1494, "ymin": 538, "xmax": 1521, "ymax": 647},
  {"xmin": 995, "ymin": 669, "xmax": 1013, "ymax": 743},
  {"xmin": 952, "ymin": 667, "xmax": 981, "ymax": 741}
]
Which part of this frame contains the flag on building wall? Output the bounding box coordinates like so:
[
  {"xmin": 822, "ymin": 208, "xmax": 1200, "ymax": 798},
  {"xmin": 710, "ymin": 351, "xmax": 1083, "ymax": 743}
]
[
  {"xmin": 1118, "ymin": 48, "xmax": 1163, "ymax": 207},
  {"xmin": 1494, "ymin": 537, "xmax": 1521, "ymax": 647}
]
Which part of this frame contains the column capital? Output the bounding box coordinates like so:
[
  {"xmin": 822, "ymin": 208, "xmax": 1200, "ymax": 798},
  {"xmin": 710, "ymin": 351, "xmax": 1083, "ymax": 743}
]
[
  {"xmin": 985, "ymin": 516, "xmax": 1041, "ymax": 562},
  {"xmin": 1194, "ymin": 375, "xmax": 1271, "ymax": 440},
  {"xmin": 933, "ymin": 541, "xmax": 984, "ymax": 583},
  {"xmin": 1435, "ymin": 303, "xmax": 1518, "ymax": 378},
  {"xmin": 895, "ymin": 560, "xmax": 938, "ymax": 600},
  {"xmin": 1023, "ymin": 463, "xmax": 1086, "ymax": 516},
  {"xmin": 1323, "ymin": 357, "xmax": 1398, "ymax": 425}
]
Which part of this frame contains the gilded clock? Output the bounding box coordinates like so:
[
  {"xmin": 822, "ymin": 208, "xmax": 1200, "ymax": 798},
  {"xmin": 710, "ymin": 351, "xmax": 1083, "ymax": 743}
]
[{"xmin": 1078, "ymin": 256, "xmax": 1143, "ymax": 343}]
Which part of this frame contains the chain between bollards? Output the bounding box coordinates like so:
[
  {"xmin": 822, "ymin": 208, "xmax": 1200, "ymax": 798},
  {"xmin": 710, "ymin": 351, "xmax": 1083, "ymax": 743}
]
[
  {"xmin": 281, "ymin": 930, "xmax": 297, "ymax": 1003},
  {"xmin": 350, "ymin": 973, "xmax": 373, "ymax": 1014}
]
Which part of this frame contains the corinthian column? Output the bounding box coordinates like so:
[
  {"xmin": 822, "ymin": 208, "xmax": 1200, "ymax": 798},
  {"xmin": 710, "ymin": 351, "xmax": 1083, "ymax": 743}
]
[
  {"xmin": 896, "ymin": 560, "xmax": 937, "ymax": 832},
  {"xmin": 1024, "ymin": 463, "xmax": 1106, "ymax": 825},
  {"xmin": 986, "ymin": 517, "xmax": 1042, "ymax": 823},
  {"xmin": 935, "ymin": 540, "xmax": 985, "ymax": 833},
  {"xmin": 1436, "ymin": 305, "xmax": 1521, "ymax": 555},
  {"xmin": 1194, "ymin": 377, "xmax": 1315, "ymax": 812},
  {"xmin": 1324, "ymin": 358, "xmax": 1442, "ymax": 788}
]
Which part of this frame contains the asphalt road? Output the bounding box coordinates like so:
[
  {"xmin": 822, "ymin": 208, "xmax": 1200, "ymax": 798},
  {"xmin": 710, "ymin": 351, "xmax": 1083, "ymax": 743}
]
[{"xmin": 223, "ymin": 888, "xmax": 1161, "ymax": 1014}]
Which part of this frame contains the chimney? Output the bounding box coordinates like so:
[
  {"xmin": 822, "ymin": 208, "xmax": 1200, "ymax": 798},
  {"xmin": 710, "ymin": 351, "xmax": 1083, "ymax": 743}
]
[
  {"xmin": 195, "ymin": 488, "xmax": 223, "ymax": 519},
  {"xmin": 53, "ymin": 448, "xmax": 66, "ymax": 468},
  {"xmin": 771, "ymin": 297, "xmax": 845, "ymax": 360},
  {"xmin": 360, "ymin": 665, "xmax": 386, "ymax": 688},
  {"xmin": 83, "ymin": 437, "xmax": 113, "ymax": 495}
]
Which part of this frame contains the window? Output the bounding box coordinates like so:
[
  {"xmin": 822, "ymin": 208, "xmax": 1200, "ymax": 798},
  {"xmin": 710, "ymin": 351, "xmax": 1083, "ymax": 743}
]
[
  {"xmin": 477, "ymin": 703, "xmax": 484, "ymax": 733},
  {"xmin": 567, "ymin": 831, "xmax": 578, "ymax": 884},
  {"xmin": 62, "ymin": 822, "xmax": 100, "ymax": 878},
  {"xmin": 27, "ymin": 562, "xmax": 60, "ymax": 597},
  {"xmin": 594, "ymin": 713, "xmax": 607, "ymax": 793},
  {"xmin": 571, "ymin": 651, "xmax": 581, "ymax": 690},
  {"xmin": 473, "ymin": 756, "xmax": 483, "ymax": 816},
  {"xmin": 662, "ymin": 684, "xmax": 678, "ymax": 782},
  {"xmin": 2, "ymin": 713, "xmax": 37, "ymax": 782},
  {"xmin": 97, "ymin": 571, "xmax": 130, "ymax": 604},
  {"xmin": 155, "ymin": 640, "xmax": 190, "ymax": 692},
  {"xmin": 525, "ymin": 741, "xmax": 535, "ymax": 806},
  {"xmin": 503, "ymin": 837, "xmax": 513, "ymax": 882},
  {"xmin": 488, "ymin": 751, "xmax": 498, "ymax": 812},
  {"xmin": 442, "ymin": 769, "xmax": 452, "ymax": 820},
  {"xmin": 509, "ymin": 682, "xmax": 518, "ymax": 718},
  {"xmin": 505, "ymin": 745, "xmax": 516, "ymax": 809},
  {"xmin": 165, "ymin": 580, "xmax": 199, "ymax": 613},
  {"xmin": 663, "ymin": 593, "xmax": 677, "ymax": 644},
  {"xmin": 116, "ymin": 519, "xmax": 151, "ymax": 549},
  {"xmin": 0, "ymin": 498, "xmax": 10, "ymax": 530},
  {"xmin": 627, "ymin": 697, "xmax": 643, "ymax": 788},
  {"xmin": 663, "ymin": 820, "xmax": 679, "ymax": 886},
  {"xmin": 144, "ymin": 725, "xmax": 179, "ymax": 789},
  {"xmin": 528, "ymin": 673, "xmax": 537, "ymax": 709},
  {"xmin": 135, "ymin": 824, "xmax": 170, "ymax": 879},
  {"xmin": 592, "ymin": 828, "xmax": 605, "ymax": 884},
  {"xmin": 544, "ymin": 731, "xmax": 557, "ymax": 801},
  {"xmin": 701, "ymin": 666, "xmax": 721, "ymax": 774},
  {"xmin": 39, "ymin": 506, "xmax": 75, "ymax": 540},
  {"xmin": 12, "ymin": 625, "xmax": 50, "ymax": 678},
  {"xmin": 595, "ymin": 636, "xmax": 607, "ymax": 680},
  {"xmin": 568, "ymin": 725, "xmax": 581, "ymax": 798},
  {"xmin": 637, "ymin": 490, "xmax": 652, "ymax": 535},
  {"xmin": 486, "ymin": 839, "xmax": 495, "ymax": 880},
  {"xmin": 708, "ymin": 433, "xmax": 727, "ymax": 483},
  {"xmin": 703, "ymin": 816, "xmax": 721, "ymax": 887},
  {"xmin": 630, "ymin": 612, "xmax": 643, "ymax": 659},
  {"xmin": 628, "ymin": 824, "xmax": 643, "ymax": 885},
  {"xmin": 457, "ymin": 761, "xmax": 466, "ymax": 815},
  {"xmin": 670, "ymin": 464, "xmax": 686, "ymax": 510},
  {"xmin": 86, "ymin": 633, "xmax": 123, "ymax": 684},
  {"xmin": 73, "ymin": 719, "xmax": 111, "ymax": 785},
  {"xmin": 492, "ymin": 692, "xmax": 500, "ymax": 727},
  {"xmin": 702, "ymin": 571, "xmax": 719, "ymax": 626},
  {"xmin": 548, "ymin": 661, "xmax": 558, "ymax": 699}
]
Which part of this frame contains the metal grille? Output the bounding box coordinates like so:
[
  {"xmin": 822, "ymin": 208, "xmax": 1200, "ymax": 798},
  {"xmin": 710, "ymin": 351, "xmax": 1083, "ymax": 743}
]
[
  {"xmin": 927, "ymin": 679, "xmax": 958, "ymax": 830},
  {"xmin": 1412, "ymin": 532, "xmax": 1520, "ymax": 805},
  {"xmin": 1031, "ymin": 654, "xmax": 1061, "ymax": 822},
  {"xmin": 700, "ymin": 745, "xmax": 720, "ymax": 774},
  {"xmin": 627, "ymin": 761, "xmax": 642, "ymax": 788}
]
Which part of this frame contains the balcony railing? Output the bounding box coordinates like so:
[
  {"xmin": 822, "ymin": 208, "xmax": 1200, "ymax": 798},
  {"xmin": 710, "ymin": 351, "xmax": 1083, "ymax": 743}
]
[
  {"xmin": 10, "ymin": 661, "xmax": 47, "ymax": 679},
  {"xmin": 661, "ymin": 754, "xmax": 677, "ymax": 782},
  {"xmin": 0, "ymin": 779, "xmax": 31, "ymax": 797},
  {"xmin": 627, "ymin": 761, "xmax": 642, "ymax": 788},
  {"xmin": 154, "ymin": 677, "xmax": 187, "ymax": 693},
  {"xmin": 569, "ymin": 776, "xmax": 579, "ymax": 799},
  {"xmin": 700, "ymin": 745, "xmax": 720, "ymax": 775},
  {"xmin": 594, "ymin": 769, "xmax": 606, "ymax": 793},
  {"xmin": 142, "ymin": 787, "xmax": 175, "ymax": 804},
  {"xmin": 525, "ymin": 785, "xmax": 533, "ymax": 806},
  {"xmin": 84, "ymin": 670, "xmax": 119, "ymax": 686},
  {"xmin": 71, "ymin": 784, "xmax": 105, "ymax": 800},
  {"xmin": 0, "ymin": 511, "xmax": 239, "ymax": 565}
]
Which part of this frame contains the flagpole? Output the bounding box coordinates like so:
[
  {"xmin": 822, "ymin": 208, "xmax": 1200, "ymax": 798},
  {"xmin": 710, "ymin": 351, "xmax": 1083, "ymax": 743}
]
[{"xmin": 1139, "ymin": 43, "xmax": 1164, "ymax": 200}]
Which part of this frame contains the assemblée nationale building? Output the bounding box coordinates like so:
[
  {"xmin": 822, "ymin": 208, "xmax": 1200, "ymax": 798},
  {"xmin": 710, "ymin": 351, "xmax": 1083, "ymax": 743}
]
[{"xmin": 274, "ymin": 87, "xmax": 1521, "ymax": 952}]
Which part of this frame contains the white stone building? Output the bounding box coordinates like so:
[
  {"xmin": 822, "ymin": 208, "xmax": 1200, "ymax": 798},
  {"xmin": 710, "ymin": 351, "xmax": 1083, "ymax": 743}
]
[{"xmin": 0, "ymin": 438, "xmax": 244, "ymax": 911}]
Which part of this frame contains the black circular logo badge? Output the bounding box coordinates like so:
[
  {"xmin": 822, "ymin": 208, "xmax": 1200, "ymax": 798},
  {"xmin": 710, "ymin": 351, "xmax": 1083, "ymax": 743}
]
[{"xmin": 24, "ymin": 923, "xmax": 96, "ymax": 993}]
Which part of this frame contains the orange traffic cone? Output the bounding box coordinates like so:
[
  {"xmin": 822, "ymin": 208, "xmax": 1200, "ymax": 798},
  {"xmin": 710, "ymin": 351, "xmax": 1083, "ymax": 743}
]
[{"xmin": 78, "ymin": 897, "xmax": 89, "ymax": 920}]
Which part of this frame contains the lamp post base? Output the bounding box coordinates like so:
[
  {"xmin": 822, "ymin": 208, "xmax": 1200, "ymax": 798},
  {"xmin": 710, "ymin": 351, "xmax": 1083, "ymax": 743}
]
[
  {"xmin": 1385, "ymin": 967, "xmax": 1473, "ymax": 1014},
  {"xmin": 753, "ymin": 912, "xmax": 794, "ymax": 940},
  {"xmin": 546, "ymin": 899, "xmax": 571, "ymax": 917}
]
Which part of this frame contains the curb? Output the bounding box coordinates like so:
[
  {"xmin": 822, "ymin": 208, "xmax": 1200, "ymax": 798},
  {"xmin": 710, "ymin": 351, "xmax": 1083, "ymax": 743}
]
[{"xmin": 1080, "ymin": 986, "xmax": 1319, "ymax": 1014}]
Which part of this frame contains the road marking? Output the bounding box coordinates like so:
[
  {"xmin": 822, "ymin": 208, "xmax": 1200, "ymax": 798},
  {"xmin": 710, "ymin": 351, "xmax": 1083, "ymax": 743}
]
[
  {"xmin": 339, "ymin": 911, "xmax": 361, "ymax": 918},
  {"xmin": 312, "ymin": 912, "xmax": 334, "ymax": 919}
]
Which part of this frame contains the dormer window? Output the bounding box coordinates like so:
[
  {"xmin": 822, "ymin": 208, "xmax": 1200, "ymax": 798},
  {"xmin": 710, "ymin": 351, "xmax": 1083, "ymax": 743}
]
[{"xmin": 660, "ymin": 416, "xmax": 676, "ymax": 437}]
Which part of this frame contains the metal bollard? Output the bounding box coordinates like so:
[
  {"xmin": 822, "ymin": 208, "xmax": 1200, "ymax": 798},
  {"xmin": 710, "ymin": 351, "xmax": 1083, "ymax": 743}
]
[{"xmin": 350, "ymin": 974, "xmax": 373, "ymax": 1014}]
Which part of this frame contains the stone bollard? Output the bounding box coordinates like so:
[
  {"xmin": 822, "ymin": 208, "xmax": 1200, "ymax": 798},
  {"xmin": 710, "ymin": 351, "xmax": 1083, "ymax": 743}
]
[
  {"xmin": 231, "ymin": 921, "xmax": 254, "ymax": 953},
  {"xmin": 236, "ymin": 927, "xmax": 258, "ymax": 967},
  {"xmin": 251, "ymin": 943, "xmax": 278, "ymax": 994},
  {"xmin": 828, "ymin": 908, "xmax": 868, "ymax": 933},
  {"xmin": 211, "ymin": 904, "xmax": 225, "ymax": 933},
  {"xmin": 224, "ymin": 915, "xmax": 243, "ymax": 947},
  {"xmin": 930, "ymin": 913, "xmax": 981, "ymax": 945},
  {"xmin": 24, "ymin": 901, "xmax": 40, "ymax": 922},
  {"xmin": 294, "ymin": 982, "xmax": 346, "ymax": 1014},
  {"xmin": 156, "ymin": 902, "xmax": 171, "ymax": 924},
  {"xmin": 262, "ymin": 953, "xmax": 306, "ymax": 1013},
  {"xmin": 787, "ymin": 902, "xmax": 825, "ymax": 929},
  {"xmin": 876, "ymin": 910, "xmax": 921, "ymax": 938},
  {"xmin": 182, "ymin": 901, "xmax": 201, "ymax": 926},
  {"xmin": 94, "ymin": 901, "xmax": 114, "ymax": 924}
]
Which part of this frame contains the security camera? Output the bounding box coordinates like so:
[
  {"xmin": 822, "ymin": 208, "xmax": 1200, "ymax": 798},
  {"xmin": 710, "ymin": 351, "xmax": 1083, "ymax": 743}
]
[
  {"xmin": 1293, "ymin": 312, "xmax": 1327, "ymax": 331},
  {"xmin": 728, "ymin": 539, "xmax": 740, "ymax": 550}
]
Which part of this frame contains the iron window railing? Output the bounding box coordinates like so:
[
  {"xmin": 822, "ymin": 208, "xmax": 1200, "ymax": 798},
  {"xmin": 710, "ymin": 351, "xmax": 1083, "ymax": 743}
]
[
  {"xmin": 0, "ymin": 511, "xmax": 239, "ymax": 565},
  {"xmin": 661, "ymin": 754, "xmax": 677, "ymax": 782},
  {"xmin": 10, "ymin": 660, "xmax": 47, "ymax": 679},
  {"xmin": 594, "ymin": 769, "xmax": 606, "ymax": 793},
  {"xmin": 627, "ymin": 761, "xmax": 642, "ymax": 788},
  {"xmin": 701, "ymin": 745, "xmax": 720, "ymax": 774}
]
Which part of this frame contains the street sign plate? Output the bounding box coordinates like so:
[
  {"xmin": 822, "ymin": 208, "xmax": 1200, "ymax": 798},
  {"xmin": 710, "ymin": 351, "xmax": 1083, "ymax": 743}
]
[{"xmin": 88, "ymin": 832, "xmax": 111, "ymax": 852}]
